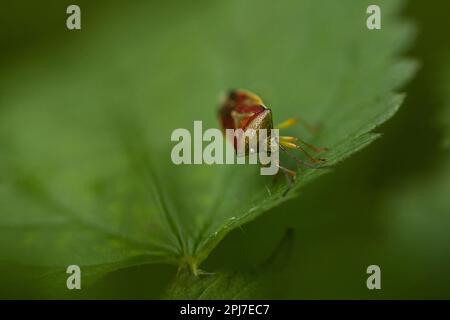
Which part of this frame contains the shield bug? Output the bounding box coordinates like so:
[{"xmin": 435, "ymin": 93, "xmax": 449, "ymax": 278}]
[{"xmin": 218, "ymin": 89, "xmax": 327, "ymax": 180}]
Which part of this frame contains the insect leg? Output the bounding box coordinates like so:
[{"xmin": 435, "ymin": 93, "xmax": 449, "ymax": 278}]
[
  {"xmin": 295, "ymin": 137, "xmax": 328, "ymax": 153},
  {"xmin": 279, "ymin": 139, "xmax": 326, "ymax": 165},
  {"xmin": 273, "ymin": 158, "xmax": 297, "ymax": 196},
  {"xmin": 280, "ymin": 168, "xmax": 295, "ymax": 197},
  {"xmin": 280, "ymin": 136, "xmax": 328, "ymax": 153},
  {"xmin": 275, "ymin": 118, "xmax": 298, "ymax": 130},
  {"xmin": 279, "ymin": 145, "xmax": 316, "ymax": 168},
  {"xmin": 276, "ymin": 161, "xmax": 297, "ymax": 180},
  {"xmin": 276, "ymin": 117, "xmax": 320, "ymax": 134}
]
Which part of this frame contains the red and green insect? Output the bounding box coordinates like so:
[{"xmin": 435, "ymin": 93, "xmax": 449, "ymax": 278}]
[{"xmin": 218, "ymin": 89, "xmax": 327, "ymax": 179}]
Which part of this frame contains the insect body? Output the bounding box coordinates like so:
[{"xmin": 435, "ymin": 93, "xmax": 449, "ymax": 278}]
[{"xmin": 218, "ymin": 89, "xmax": 327, "ymax": 179}]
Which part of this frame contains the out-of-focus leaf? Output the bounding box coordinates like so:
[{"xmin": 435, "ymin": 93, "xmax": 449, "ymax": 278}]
[
  {"xmin": 166, "ymin": 268, "xmax": 263, "ymax": 300},
  {"xmin": 166, "ymin": 229, "xmax": 294, "ymax": 299},
  {"xmin": 0, "ymin": 0, "xmax": 415, "ymax": 292}
]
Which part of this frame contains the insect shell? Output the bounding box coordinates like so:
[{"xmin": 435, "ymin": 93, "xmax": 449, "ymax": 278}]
[
  {"xmin": 218, "ymin": 89, "xmax": 327, "ymax": 179},
  {"xmin": 218, "ymin": 89, "xmax": 275, "ymax": 156}
]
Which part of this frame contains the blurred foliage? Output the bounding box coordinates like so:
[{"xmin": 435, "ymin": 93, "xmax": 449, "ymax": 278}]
[
  {"xmin": 0, "ymin": 0, "xmax": 449, "ymax": 299},
  {"xmin": 165, "ymin": 229, "xmax": 294, "ymax": 299}
]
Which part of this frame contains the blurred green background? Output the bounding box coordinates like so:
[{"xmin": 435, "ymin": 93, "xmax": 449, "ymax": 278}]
[{"xmin": 1, "ymin": 0, "xmax": 450, "ymax": 299}]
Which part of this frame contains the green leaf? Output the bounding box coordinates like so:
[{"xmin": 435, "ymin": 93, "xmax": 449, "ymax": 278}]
[
  {"xmin": 166, "ymin": 229, "xmax": 294, "ymax": 299},
  {"xmin": 0, "ymin": 0, "xmax": 415, "ymax": 292},
  {"xmin": 167, "ymin": 271, "xmax": 261, "ymax": 300}
]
